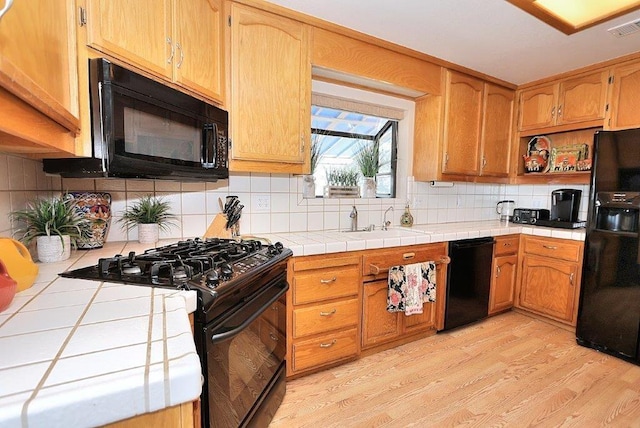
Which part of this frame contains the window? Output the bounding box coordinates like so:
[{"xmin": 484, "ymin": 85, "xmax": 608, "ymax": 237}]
[{"xmin": 310, "ymin": 105, "xmax": 398, "ymax": 198}]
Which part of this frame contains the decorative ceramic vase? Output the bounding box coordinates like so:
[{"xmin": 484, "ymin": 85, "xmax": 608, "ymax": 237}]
[
  {"xmin": 138, "ymin": 223, "xmax": 159, "ymax": 244},
  {"xmin": 65, "ymin": 192, "xmax": 112, "ymax": 249},
  {"xmin": 302, "ymin": 175, "xmax": 316, "ymax": 199},
  {"xmin": 36, "ymin": 235, "xmax": 71, "ymax": 263},
  {"xmin": 361, "ymin": 177, "xmax": 376, "ymax": 198}
]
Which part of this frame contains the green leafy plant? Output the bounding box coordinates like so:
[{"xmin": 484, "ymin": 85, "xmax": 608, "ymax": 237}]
[
  {"xmin": 326, "ymin": 167, "xmax": 359, "ymax": 187},
  {"xmin": 310, "ymin": 133, "xmax": 324, "ymax": 174},
  {"xmin": 355, "ymin": 141, "xmax": 379, "ymax": 178},
  {"xmin": 118, "ymin": 195, "xmax": 177, "ymax": 232},
  {"xmin": 11, "ymin": 196, "xmax": 91, "ymax": 247}
]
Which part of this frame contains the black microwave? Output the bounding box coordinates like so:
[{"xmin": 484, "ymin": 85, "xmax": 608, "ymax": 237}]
[{"xmin": 44, "ymin": 58, "xmax": 229, "ymax": 181}]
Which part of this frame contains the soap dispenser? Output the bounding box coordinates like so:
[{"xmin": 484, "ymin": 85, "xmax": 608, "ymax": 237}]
[{"xmin": 400, "ymin": 203, "xmax": 414, "ymax": 227}]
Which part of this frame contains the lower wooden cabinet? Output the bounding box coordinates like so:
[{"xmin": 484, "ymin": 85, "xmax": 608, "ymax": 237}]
[
  {"xmin": 362, "ymin": 279, "xmax": 435, "ymax": 349},
  {"xmin": 105, "ymin": 401, "xmax": 198, "ymax": 428},
  {"xmin": 489, "ymin": 235, "xmax": 519, "ymax": 315},
  {"xmin": 516, "ymin": 236, "xmax": 583, "ymax": 326},
  {"xmin": 287, "ymin": 253, "xmax": 361, "ymax": 377}
]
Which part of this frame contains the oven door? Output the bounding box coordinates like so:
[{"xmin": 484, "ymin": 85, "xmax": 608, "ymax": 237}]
[{"xmin": 203, "ymin": 278, "xmax": 287, "ymax": 428}]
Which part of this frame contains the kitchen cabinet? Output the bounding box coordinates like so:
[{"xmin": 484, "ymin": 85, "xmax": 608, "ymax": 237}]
[
  {"xmin": 229, "ymin": 3, "xmax": 311, "ymax": 174},
  {"xmin": 488, "ymin": 235, "xmax": 519, "ymax": 315},
  {"xmin": 105, "ymin": 401, "xmax": 197, "ymax": 428},
  {"xmin": 607, "ymin": 59, "xmax": 640, "ymax": 130},
  {"xmin": 287, "ymin": 253, "xmax": 360, "ymax": 377},
  {"xmin": 518, "ymin": 70, "xmax": 609, "ymax": 133},
  {"xmin": 361, "ymin": 243, "xmax": 448, "ymax": 350},
  {"xmin": 0, "ymin": 0, "xmax": 80, "ymax": 155},
  {"xmin": 516, "ymin": 236, "xmax": 583, "ymax": 326},
  {"xmin": 85, "ymin": 0, "xmax": 224, "ymax": 103},
  {"xmin": 414, "ymin": 71, "xmax": 514, "ymax": 182}
]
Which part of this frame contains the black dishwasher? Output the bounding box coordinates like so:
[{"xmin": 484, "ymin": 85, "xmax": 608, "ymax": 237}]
[{"xmin": 443, "ymin": 237, "xmax": 495, "ymax": 331}]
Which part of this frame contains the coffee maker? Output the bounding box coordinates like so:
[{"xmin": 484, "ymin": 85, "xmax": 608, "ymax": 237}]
[{"xmin": 551, "ymin": 189, "xmax": 582, "ymax": 222}]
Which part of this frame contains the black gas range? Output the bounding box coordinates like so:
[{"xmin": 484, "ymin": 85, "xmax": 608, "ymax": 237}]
[{"xmin": 61, "ymin": 237, "xmax": 292, "ymax": 428}]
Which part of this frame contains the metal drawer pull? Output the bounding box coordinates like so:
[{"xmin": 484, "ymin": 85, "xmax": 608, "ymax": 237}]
[
  {"xmin": 320, "ymin": 277, "xmax": 337, "ymax": 284},
  {"xmin": 269, "ymin": 332, "xmax": 278, "ymax": 342},
  {"xmin": 503, "ymin": 242, "xmax": 512, "ymax": 246},
  {"xmin": 496, "ymin": 266, "xmax": 501, "ymax": 278},
  {"xmin": 569, "ymin": 273, "xmax": 574, "ymax": 285},
  {"xmin": 319, "ymin": 340, "xmax": 337, "ymax": 348},
  {"xmin": 320, "ymin": 309, "xmax": 337, "ymax": 317},
  {"xmin": 0, "ymin": 0, "xmax": 14, "ymax": 22},
  {"xmin": 543, "ymin": 245, "xmax": 558, "ymax": 250},
  {"xmin": 403, "ymin": 252, "xmax": 416, "ymax": 260},
  {"xmin": 369, "ymin": 255, "xmax": 451, "ymax": 275}
]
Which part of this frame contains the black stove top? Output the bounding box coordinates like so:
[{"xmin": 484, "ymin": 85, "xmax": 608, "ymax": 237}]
[{"xmin": 60, "ymin": 238, "xmax": 292, "ymax": 315}]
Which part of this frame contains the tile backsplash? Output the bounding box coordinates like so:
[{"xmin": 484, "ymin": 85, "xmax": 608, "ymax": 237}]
[{"xmin": 0, "ymin": 153, "xmax": 589, "ymax": 243}]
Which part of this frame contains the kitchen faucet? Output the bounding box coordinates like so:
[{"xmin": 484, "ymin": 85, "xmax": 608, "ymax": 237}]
[
  {"xmin": 349, "ymin": 205, "xmax": 358, "ymax": 231},
  {"xmin": 382, "ymin": 206, "xmax": 394, "ymax": 230}
]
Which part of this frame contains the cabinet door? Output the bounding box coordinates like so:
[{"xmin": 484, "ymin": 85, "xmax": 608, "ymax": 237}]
[
  {"xmin": 518, "ymin": 254, "xmax": 579, "ymax": 323},
  {"xmin": 608, "ymin": 60, "xmax": 640, "ymax": 130},
  {"xmin": 518, "ymin": 84, "xmax": 557, "ymax": 131},
  {"xmin": 362, "ymin": 280, "xmax": 401, "ymax": 349},
  {"xmin": 403, "ymin": 304, "xmax": 435, "ymax": 334},
  {"xmin": 174, "ymin": 0, "xmax": 224, "ymax": 102},
  {"xmin": 479, "ymin": 84, "xmax": 514, "ymax": 177},
  {"xmin": 489, "ymin": 254, "xmax": 517, "ymax": 315},
  {"xmin": 442, "ymin": 71, "xmax": 483, "ymax": 175},
  {"xmin": 230, "ymin": 4, "xmax": 310, "ymax": 169},
  {"xmin": 557, "ymin": 71, "xmax": 609, "ymax": 125},
  {"xmin": 87, "ymin": 0, "xmax": 173, "ymax": 79}
]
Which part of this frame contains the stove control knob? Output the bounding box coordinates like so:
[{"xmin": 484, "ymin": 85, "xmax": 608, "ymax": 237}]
[
  {"xmin": 205, "ymin": 271, "xmax": 219, "ymax": 288},
  {"xmin": 219, "ymin": 262, "xmax": 233, "ymax": 280},
  {"xmin": 267, "ymin": 245, "xmax": 279, "ymax": 255}
]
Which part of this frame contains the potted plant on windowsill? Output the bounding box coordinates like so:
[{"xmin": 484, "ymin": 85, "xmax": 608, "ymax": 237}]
[
  {"xmin": 324, "ymin": 167, "xmax": 360, "ymax": 198},
  {"xmin": 118, "ymin": 195, "xmax": 177, "ymax": 244},
  {"xmin": 11, "ymin": 196, "xmax": 91, "ymax": 263},
  {"xmin": 303, "ymin": 137, "xmax": 323, "ymax": 199},
  {"xmin": 355, "ymin": 141, "xmax": 379, "ymax": 198}
]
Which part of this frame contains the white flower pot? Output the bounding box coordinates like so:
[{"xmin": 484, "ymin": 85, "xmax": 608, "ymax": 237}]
[
  {"xmin": 361, "ymin": 177, "xmax": 376, "ymax": 198},
  {"xmin": 138, "ymin": 223, "xmax": 159, "ymax": 244},
  {"xmin": 36, "ymin": 235, "xmax": 71, "ymax": 263},
  {"xmin": 302, "ymin": 175, "xmax": 316, "ymax": 199}
]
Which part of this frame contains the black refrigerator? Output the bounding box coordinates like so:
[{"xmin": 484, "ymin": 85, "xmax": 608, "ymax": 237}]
[{"xmin": 576, "ymin": 128, "xmax": 640, "ymax": 364}]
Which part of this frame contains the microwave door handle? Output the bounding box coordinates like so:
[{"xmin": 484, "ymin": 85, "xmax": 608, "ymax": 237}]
[{"xmin": 202, "ymin": 124, "xmax": 217, "ymax": 168}]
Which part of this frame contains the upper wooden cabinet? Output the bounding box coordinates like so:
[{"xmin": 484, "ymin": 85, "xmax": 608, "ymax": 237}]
[
  {"xmin": 229, "ymin": 3, "xmax": 310, "ymax": 174},
  {"xmin": 85, "ymin": 0, "xmax": 224, "ymax": 103},
  {"xmin": 0, "ymin": 0, "xmax": 80, "ymax": 155},
  {"xmin": 518, "ymin": 70, "xmax": 609, "ymax": 133},
  {"xmin": 414, "ymin": 70, "xmax": 514, "ymax": 181},
  {"xmin": 607, "ymin": 59, "xmax": 640, "ymax": 130}
]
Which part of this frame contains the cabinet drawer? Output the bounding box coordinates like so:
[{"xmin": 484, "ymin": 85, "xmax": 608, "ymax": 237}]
[
  {"xmin": 293, "ymin": 298, "xmax": 359, "ymax": 339},
  {"xmin": 362, "ymin": 243, "xmax": 447, "ymax": 276},
  {"xmin": 494, "ymin": 235, "xmax": 519, "ymax": 256},
  {"xmin": 292, "ymin": 266, "xmax": 359, "ymax": 305},
  {"xmin": 522, "ymin": 237, "xmax": 582, "ymax": 262},
  {"xmin": 291, "ymin": 328, "xmax": 358, "ymax": 373}
]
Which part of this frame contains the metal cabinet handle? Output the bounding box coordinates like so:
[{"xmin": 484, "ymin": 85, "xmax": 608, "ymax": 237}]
[
  {"xmin": 269, "ymin": 332, "xmax": 278, "ymax": 342},
  {"xmin": 482, "ymin": 156, "xmax": 487, "ymax": 169},
  {"xmin": 176, "ymin": 42, "xmax": 184, "ymax": 68},
  {"xmin": 166, "ymin": 37, "xmax": 174, "ymax": 64},
  {"xmin": 319, "ymin": 340, "xmax": 337, "ymax": 348},
  {"xmin": 503, "ymin": 242, "xmax": 512, "ymax": 247},
  {"xmin": 403, "ymin": 252, "xmax": 416, "ymax": 260},
  {"xmin": 0, "ymin": 0, "xmax": 13, "ymax": 22},
  {"xmin": 320, "ymin": 277, "xmax": 337, "ymax": 284},
  {"xmin": 496, "ymin": 266, "xmax": 501, "ymax": 278},
  {"xmin": 320, "ymin": 309, "xmax": 337, "ymax": 317},
  {"xmin": 271, "ymin": 305, "xmax": 278, "ymax": 311},
  {"xmin": 543, "ymin": 245, "xmax": 557, "ymax": 250},
  {"xmin": 569, "ymin": 272, "xmax": 574, "ymax": 285},
  {"xmin": 551, "ymin": 106, "xmax": 556, "ymax": 118},
  {"xmin": 557, "ymin": 104, "xmax": 563, "ymax": 117}
]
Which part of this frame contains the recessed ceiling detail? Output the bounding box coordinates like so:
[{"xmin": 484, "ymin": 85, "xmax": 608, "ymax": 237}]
[{"xmin": 507, "ymin": 0, "xmax": 640, "ymax": 34}]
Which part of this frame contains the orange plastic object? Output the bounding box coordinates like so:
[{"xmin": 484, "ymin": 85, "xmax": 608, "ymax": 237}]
[{"xmin": 0, "ymin": 238, "xmax": 39, "ymax": 292}]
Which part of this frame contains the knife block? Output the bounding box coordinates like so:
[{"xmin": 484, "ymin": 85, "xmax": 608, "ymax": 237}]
[{"xmin": 203, "ymin": 214, "xmax": 233, "ymax": 239}]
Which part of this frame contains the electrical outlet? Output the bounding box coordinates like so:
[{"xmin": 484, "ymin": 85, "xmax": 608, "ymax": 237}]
[{"xmin": 253, "ymin": 194, "xmax": 271, "ymax": 212}]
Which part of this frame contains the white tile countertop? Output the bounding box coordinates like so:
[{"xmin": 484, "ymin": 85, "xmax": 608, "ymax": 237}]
[
  {"xmin": 260, "ymin": 220, "xmax": 586, "ymax": 256},
  {"xmin": 0, "ymin": 241, "xmax": 201, "ymax": 428}
]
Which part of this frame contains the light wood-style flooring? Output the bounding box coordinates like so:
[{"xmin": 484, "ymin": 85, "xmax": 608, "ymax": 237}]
[{"xmin": 271, "ymin": 312, "xmax": 640, "ymax": 427}]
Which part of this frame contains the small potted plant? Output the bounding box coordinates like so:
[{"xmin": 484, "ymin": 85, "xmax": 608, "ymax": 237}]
[
  {"xmin": 11, "ymin": 196, "xmax": 91, "ymax": 263},
  {"xmin": 303, "ymin": 136, "xmax": 323, "ymax": 198},
  {"xmin": 324, "ymin": 167, "xmax": 360, "ymax": 198},
  {"xmin": 118, "ymin": 195, "xmax": 177, "ymax": 244},
  {"xmin": 355, "ymin": 141, "xmax": 379, "ymax": 198}
]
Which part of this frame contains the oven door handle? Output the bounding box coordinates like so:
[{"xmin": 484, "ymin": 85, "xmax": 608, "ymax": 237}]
[{"xmin": 210, "ymin": 284, "xmax": 288, "ymax": 344}]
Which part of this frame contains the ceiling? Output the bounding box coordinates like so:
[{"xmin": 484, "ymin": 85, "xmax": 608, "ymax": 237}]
[{"xmin": 265, "ymin": 0, "xmax": 640, "ymax": 85}]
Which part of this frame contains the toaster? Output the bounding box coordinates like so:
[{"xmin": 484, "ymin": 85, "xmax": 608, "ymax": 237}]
[{"xmin": 512, "ymin": 208, "xmax": 550, "ymax": 224}]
